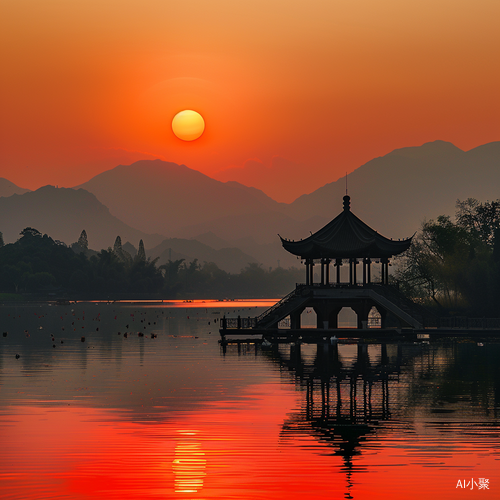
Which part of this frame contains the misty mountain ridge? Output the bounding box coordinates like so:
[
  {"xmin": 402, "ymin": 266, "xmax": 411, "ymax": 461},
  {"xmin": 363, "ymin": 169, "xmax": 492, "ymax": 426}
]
[
  {"xmin": 0, "ymin": 186, "xmax": 164, "ymax": 250},
  {"xmin": 287, "ymin": 140, "xmax": 500, "ymax": 239},
  {"xmin": 1, "ymin": 139, "xmax": 499, "ymax": 272},
  {"xmin": 74, "ymin": 159, "xmax": 286, "ymax": 235},
  {"xmin": 0, "ymin": 178, "xmax": 30, "ymax": 197}
]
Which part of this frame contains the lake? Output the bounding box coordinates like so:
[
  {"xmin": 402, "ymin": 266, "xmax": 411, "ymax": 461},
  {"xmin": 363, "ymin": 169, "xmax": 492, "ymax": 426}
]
[{"xmin": 0, "ymin": 301, "xmax": 498, "ymax": 499}]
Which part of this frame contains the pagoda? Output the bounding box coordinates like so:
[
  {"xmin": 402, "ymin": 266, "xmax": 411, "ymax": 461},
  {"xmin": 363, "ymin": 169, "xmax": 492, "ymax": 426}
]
[
  {"xmin": 280, "ymin": 195, "xmax": 413, "ymax": 287},
  {"xmin": 220, "ymin": 195, "xmax": 425, "ymax": 338}
]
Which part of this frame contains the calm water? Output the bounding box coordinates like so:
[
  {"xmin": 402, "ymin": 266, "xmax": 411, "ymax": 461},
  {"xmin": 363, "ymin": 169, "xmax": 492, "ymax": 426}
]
[{"xmin": 0, "ymin": 301, "xmax": 499, "ymax": 499}]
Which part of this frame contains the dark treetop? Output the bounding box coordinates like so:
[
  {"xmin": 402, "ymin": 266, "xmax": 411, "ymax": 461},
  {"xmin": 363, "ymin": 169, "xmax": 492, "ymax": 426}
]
[{"xmin": 279, "ymin": 195, "xmax": 413, "ymax": 260}]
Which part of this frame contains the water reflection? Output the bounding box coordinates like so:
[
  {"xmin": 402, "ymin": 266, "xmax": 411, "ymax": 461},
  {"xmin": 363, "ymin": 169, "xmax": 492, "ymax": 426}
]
[
  {"xmin": 225, "ymin": 338, "xmax": 500, "ymax": 498},
  {"xmin": 1, "ymin": 303, "xmax": 499, "ymax": 499},
  {"xmin": 173, "ymin": 430, "xmax": 207, "ymax": 493}
]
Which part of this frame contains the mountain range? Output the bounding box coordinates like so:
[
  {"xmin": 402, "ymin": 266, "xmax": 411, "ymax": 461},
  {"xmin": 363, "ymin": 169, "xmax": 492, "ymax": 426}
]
[
  {"xmin": 288, "ymin": 140, "xmax": 500, "ymax": 239},
  {"xmin": 0, "ymin": 186, "xmax": 164, "ymax": 250},
  {"xmin": 1, "ymin": 140, "xmax": 499, "ymax": 271},
  {"xmin": 74, "ymin": 160, "xmax": 286, "ymax": 235},
  {"xmin": 0, "ymin": 178, "xmax": 30, "ymax": 198}
]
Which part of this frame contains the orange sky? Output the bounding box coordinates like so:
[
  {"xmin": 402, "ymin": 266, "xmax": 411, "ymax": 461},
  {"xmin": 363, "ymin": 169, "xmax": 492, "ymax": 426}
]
[{"xmin": 1, "ymin": 0, "xmax": 499, "ymax": 202}]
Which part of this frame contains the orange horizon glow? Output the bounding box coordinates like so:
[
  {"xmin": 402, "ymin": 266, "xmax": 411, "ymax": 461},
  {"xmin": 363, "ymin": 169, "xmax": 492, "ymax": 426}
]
[{"xmin": 1, "ymin": 1, "xmax": 499, "ymax": 202}]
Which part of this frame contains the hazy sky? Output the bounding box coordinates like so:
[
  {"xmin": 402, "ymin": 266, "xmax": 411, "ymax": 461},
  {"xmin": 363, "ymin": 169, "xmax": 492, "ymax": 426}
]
[{"xmin": 2, "ymin": 0, "xmax": 499, "ymax": 201}]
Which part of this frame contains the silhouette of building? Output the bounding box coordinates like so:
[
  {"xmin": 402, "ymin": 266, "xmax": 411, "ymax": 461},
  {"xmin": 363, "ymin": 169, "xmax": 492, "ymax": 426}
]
[
  {"xmin": 221, "ymin": 196, "xmax": 427, "ymax": 337},
  {"xmin": 280, "ymin": 195, "xmax": 412, "ymax": 286}
]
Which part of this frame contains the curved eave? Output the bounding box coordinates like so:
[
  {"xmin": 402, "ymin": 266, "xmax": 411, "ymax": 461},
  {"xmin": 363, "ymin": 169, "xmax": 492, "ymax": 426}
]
[{"xmin": 279, "ymin": 215, "xmax": 414, "ymax": 259}]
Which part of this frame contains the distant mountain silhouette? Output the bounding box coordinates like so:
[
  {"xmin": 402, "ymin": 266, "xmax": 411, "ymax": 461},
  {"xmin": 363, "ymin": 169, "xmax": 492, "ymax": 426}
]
[
  {"xmin": 0, "ymin": 178, "xmax": 30, "ymax": 197},
  {"xmin": 0, "ymin": 186, "xmax": 164, "ymax": 250},
  {"xmin": 213, "ymin": 157, "xmax": 321, "ymax": 203},
  {"xmin": 189, "ymin": 231, "xmax": 232, "ymax": 250},
  {"xmin": 147, "ymin": 237, "xmax": 258, "ymax": 274},
  {"xmin": 69, "ymin": 141, "xmax": 500, "ymax": 267},
  {"xmin": 2, "ymin": 140, "xmax": 498, "ymax": 272},
  {"xmin": 286, "ymin": 140, "xmax": 500, "ymax": 239},
  {"xmin": 75, "ymin": 160, "xmax": 286, "ymax": 235}
]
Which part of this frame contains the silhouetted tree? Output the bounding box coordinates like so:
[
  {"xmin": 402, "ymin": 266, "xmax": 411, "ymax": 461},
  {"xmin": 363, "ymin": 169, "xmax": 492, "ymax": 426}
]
[
  {"xmin": 20, "ymin": 227, "xmax": 42, "ymax": 239},
  {"xmin": 396, "ymin": 198, "xmax": 500, "ymax": 315},
  {"xmin": 77, "ymin": 230, "xmax": 88, "ymax": 251},
  {"xmin": 0, "ymin": 231, "xmax": 4, "ymax": 248},
  {"xmin": 456, "ymin": 198, "xmax": 500, "ymax": 246},
  {"xmin": 137, "ymin": 239, "xmax": 146, "ymax": 261},
  {"xmin": 112, "ymin": 235, "xmax": 133, "ymax": 264},
  {"xmin": 113, "ymin": 235, "xmax": 123, "ymax": 254}
]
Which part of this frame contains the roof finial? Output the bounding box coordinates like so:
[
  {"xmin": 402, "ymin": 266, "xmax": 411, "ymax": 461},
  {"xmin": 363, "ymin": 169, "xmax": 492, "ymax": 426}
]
[
  {"xmin": 343, "ymin": 194, "xmax": 350, "ymax": 211},
  {"xmin": 345, "ymin": 171, "xmax": 348, "ymax": 195}
]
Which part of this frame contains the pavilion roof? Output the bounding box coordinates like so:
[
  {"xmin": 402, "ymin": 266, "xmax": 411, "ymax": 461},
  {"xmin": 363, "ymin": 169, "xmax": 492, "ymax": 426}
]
[{"xmin": 280, "ymin": 195, "xmax": 413, "ymax": 260}]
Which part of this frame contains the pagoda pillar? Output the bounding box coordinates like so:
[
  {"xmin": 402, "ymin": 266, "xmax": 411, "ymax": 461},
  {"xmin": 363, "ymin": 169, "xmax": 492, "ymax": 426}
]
[
  {"xmin": 305, "ymin": 259, "xmax": 310, "ymax": 285},
  {"xmin": 320, "ymin": 259, "xmax": 325, "ymax": 286},
  {"xmin": 309, "ymin": 260, "xmax": 315, "ymax": 285},
  {"xmin": 290, "ymin": 310, "xmax": 301, "ymax": 329},
  {"xmin": 367, "ymin": 258, "xmax": 371, "ymax": 284},
  {"xmin": 352, "ymin": 302, "xmax": 372, "ymax": 329},
  {"xmin": 335, "ymin": 259, "xmax": 342, "ymax": 284},
  {"xmin": 381, "ymin": 258, "xmax": 389, "ymax": 284},
  {"xmin": 350, "ymin": 258, "xmax": 357, "ymax": 285},
  {"xmin": 325, "ymin": 258, "xmax": 330, "ymax": 285},
  {"xmin": 362, "ymin": 259, "xmax": 367, "ymax": 285}
]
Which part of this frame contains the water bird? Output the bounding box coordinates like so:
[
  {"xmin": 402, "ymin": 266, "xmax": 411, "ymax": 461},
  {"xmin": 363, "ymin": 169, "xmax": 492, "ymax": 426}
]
[
  {"xmin": 81, "ymin": 336, "xmax": 85, "ymax": 342},
  {"xmin": 15, "ymin": 354, "xmax": 20, "ymax": 359}
]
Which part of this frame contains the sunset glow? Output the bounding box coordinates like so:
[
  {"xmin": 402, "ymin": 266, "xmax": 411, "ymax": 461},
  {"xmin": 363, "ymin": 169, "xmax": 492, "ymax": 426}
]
[{"xmin": 1, "ymin": 0, "xmax": 498, "ymax": 199}]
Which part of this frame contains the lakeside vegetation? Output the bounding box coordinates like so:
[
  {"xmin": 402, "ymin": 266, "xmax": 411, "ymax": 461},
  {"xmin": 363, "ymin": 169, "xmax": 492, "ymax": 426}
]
[
  {"xmin": 0, "ymin": 228, "xmax": 302, "ymax": 299},
  {"xmin": 1, "ymin": 197, "xmax": 499, "ymax": 315},
  {"xmin": 395, "ymin": 198, "xmax": 500, "ymax": 316}
]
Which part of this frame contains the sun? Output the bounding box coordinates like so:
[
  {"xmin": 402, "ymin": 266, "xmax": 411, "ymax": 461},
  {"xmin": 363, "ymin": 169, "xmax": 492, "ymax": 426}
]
[{"xmin": 172, "ymin": 110, "xmax": 205, "ymax": 141}]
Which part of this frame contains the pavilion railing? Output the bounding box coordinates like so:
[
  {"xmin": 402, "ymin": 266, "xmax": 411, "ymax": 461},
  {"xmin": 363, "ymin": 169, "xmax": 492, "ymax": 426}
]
[
  {"xmin": 222, "ymin": 317, "xmax": 258, "ymax": 329},
  {"xmin": 254, "ymin": 285, "xmax": 307, "ymax": 325}
]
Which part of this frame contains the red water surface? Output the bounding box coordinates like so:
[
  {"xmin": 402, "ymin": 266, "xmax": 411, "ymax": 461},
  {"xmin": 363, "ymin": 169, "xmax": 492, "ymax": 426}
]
[
  {"xmin": 1, "ymin": 381, "xmax": 498, "ymax": 500},
  {"xmin": 0, "ymin": 305, "xmax": 498, "ymax": 500}
]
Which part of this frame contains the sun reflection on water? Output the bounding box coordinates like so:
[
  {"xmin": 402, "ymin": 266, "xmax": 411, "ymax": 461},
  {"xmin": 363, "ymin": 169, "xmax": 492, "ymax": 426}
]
[{"xmin": 173, "ymin": 430, "xmax": 207, "ymax": 494}]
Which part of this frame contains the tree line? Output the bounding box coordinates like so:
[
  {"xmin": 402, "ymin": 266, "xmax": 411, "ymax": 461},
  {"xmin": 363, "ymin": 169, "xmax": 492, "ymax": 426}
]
[
  {"xmin": 0, "ymin": 228, "xmax": 303, "ymax": 298},
  {"xmin": 395, "ymin": 198, "xmax": 500, "ymax": 316}
]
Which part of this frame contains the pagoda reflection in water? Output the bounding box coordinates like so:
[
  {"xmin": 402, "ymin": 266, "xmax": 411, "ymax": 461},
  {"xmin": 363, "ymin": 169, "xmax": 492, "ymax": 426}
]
[
  {"xmin": 223, "ymin": 340, "xmax": 423, "ymax": 499},
  {"xmin": 222, "ymin": 336, "xmax": 500, "ymax": 498},
  {"xmin": 278, "ymin": 341, "xmax": 402, "ymax": 499}
]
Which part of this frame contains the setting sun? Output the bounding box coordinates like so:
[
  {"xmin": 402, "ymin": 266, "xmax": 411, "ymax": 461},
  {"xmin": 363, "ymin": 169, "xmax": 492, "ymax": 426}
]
[{"xmin": 172, "ymin": 110, "xmax": 205, "ymax": 141}]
